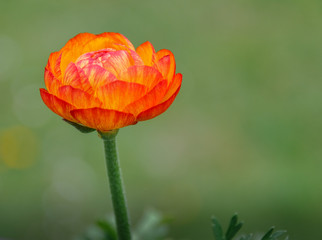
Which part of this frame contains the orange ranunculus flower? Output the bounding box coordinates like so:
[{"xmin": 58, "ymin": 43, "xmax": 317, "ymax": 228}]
[{"xmin": 40, "ymin": 33, "xmax": 182, "ymax": 132}]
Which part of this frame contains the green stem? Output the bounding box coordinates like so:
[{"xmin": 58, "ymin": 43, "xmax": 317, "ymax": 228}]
[{"xmin": 99, "ymin": 129, "xmax": 131, "ymax": 240}]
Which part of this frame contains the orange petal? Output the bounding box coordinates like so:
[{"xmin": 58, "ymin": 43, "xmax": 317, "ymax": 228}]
[
  {"xmin": 155, "ymin": 49, "xmax": 174, "ymax": 61},
  {"xmin": 136, "ymin": 84, "xmax": 181, "ymax": 121},
  {"xmin": 82, "ymin": 65, "xmax": 117, "ymax": 90},
  {"xmin": 136, "ymin": 41, "xmax": 156, "ymax": 66},
  {"xmin": 40, "ymin": 88, "xmax": 75, "ymax": 121},
  {"xmin": 46, "ymin": 52, "xmax": 62, "ymax": 80},
  {"xmin": 82, "ymin": 37, "xmax": 121, "ymax": 53},
  {"xmin": 63, "ymin": 63, "xmax": 93, "ymax": 93},
  {"xmin": 96, "ymin": 81, "xmax": 147, "ymax": 110},
  {"xmin": 87, "ymin": 50, "xmax": 134, "ymax": 76},
  {"xmin": 44, "ymin": 68, "xmax": 63, "ymax": 95},
  {"xmin": 124, "ymin": 80, "xmax": 168, "ymax": 116},
  {"xmin": 60, "ymin": 33, "xmax": 97, "ymax": 76},
  {"xmin": 97, "ymin": 32, "xmax": 135, "ymax": 50},
  {"xmin": 57, "ymin": 85, "xmax": 102, "ymax": 108},
  {"xmin": 154, "ymin": 51, "xmax": 176, "ymax": 84},
  {"xmin": 162, "ymin": 73, "xmax": 182, "ymax": 101},
  {"xmin": 130, "ymin": 50, "xmax": 144, "ymax": 65},
  {"xmin": 118, "ymin": 65, "xmax": 163, "ymax": 90},
  {"xmin": 71, "ymin": 108, "xmax": 136, "ymax": 132}
]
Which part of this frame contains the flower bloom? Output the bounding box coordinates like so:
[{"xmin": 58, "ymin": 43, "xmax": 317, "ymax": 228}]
[{"xmin": 40, "ymin": 33, "xmax": 182, "ymax": 132}]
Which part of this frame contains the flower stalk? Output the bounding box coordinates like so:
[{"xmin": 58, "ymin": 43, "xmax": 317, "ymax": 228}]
[{"xmin": 99, "ymin": 129, "xmax": 132, "ymax": 240}]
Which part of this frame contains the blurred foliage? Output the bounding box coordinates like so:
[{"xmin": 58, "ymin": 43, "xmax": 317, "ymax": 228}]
[
  {"xmin": 1, "ymin": 0, "xmax": 322, "ymax": 239},
  {"xmin": 77, "ymin": 208, "xmax": 170, "ymax": 240},
  {"xmin": 212, "ymin": 214, "xmax": 288, "ymax": 240}
]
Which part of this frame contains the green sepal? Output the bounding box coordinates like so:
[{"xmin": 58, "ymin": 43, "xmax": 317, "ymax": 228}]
[
  {"xmin": 97, "ymin": 129, "xmax": 119, "ymax": 140},
  {"xmin": 63, "ymin": 119, "xmax": 96, "ymax": 133}
]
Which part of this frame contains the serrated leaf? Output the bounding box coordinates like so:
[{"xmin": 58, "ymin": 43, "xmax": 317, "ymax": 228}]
[
  {"xmin": 211, "ymin": 217, "xmax": 224, "ymax": 240},
  {"xmin": 63, "ymin": 119, "xmax": 96, "ymax": 133},
  {"xmin": 261, "ymin": 227, "xmax": 275, "ymax": 240}
]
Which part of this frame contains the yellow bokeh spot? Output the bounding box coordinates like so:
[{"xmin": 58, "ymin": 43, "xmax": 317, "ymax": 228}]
[{"xmin": 0, "ymin": 126, "xmax": 38, "ymax": 169}]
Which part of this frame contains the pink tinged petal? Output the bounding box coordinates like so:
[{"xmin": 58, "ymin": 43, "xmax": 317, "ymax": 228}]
[
  {"xmin": 57, "ymin": 86, "xmax": 102, "ymax": 109},
  {"xmin": 155, "ymin": 49, "xmax": 175, "ymax": 61},
  {"xmin": 44, "ymin": 68, "xmax": 63, "ymax": 95},
  {"xmin": 96, "ymin": 81, "xmax": 147, "ymax": 110},
  {"xmin": 118, "ymin": 65, "xmax": 163, "ymax": 90},
  {"xmin": 82, "ymin": 65, "xmax": 117, "ymax": 90},
  {"xmin": 100, "ymin": 50, "xmax": 134, "ymax": 76},
  {"xmin": 136, "ymin": 84, "xmax": 181, "ymax": 121},
  {"xmin": 130, "ymin": 50, "xmax": 144, "ymax": 66},
  {"xmin": 40, "ymin": 88, "xmax": 76, "ymax": 122},
  {"xmin": 60, "ymin": 33, "xmax": 97, "ymax": 76},
  {"xmin": 154, "ymin": 54, "xmax": 176, "ymax": 84},
  {"xmin": 136, "ymin": 41, "xmax": 156, "ymax": 66},
  {"xmin": 63, "ymin": 63, "xmax": 93, "ymax": 93},
  {"xmin": 123, "ymin": 80, "xmax": 168, "ymax": 116},
  {"xmin": 75, "ymin": 49, "xmax": 115, "ymax": 69},
  {"xmin": 76, "ymin": 50, "xmax": 135, "ymax": 77},
  {"xmin": 162, "ymin": 73, "xmax": 182, "ymax": 102},
  {"xmin": 71, "ymin": 108, "xmax": 136, "ymax": 132}
]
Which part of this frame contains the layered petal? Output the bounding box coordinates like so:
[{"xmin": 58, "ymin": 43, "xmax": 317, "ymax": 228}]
[
  {"xmin": 63, "ymin": 63, "xmax": 93, "ymax": 93},
  {"xmin": 44, "ymin": 68, "xmax": 63, "ymax": 95},
  {"xmin": 137, "ymin": 84, "xmax": 181, "ymax": 121},
  {"xmin": 60, "ymin": 33, "xmax": 97, "ymax": 76},
  {"xmin": 40, "ymin": 88, "xmax": 75, "ymax": 121},
  {"xmin": 82, "ymin": 65, "xmax": 117, "ymax": 90},
  {"xmin": 118, "ymin": 65, "xmax": 163, "ymax": 89},
  {"xmin": 136, "ymin": 41, "xmax": 156, "ymax": 66},
  {"xmin": 41, "ymin": 32, "xmax": 182, "ymax": 131},
  {"xmin": 71, "ymin": 108, "xmax": 136, "ymax": 132},
  {"xmin": 97, "ymin": 32, "xmax": 135, "ymax": 50},
  {"xmin": 57, "ymin": 85, "xmax": 102, "ymax": 108},
  {"xmin": 46, "ymin": 52, "xmax": 62, "ymax": 80},
  {"xmin": 101, "ymin": 50, "xmax": 135, "ymax": 76},
  {"xmin": 154, "ymin": 50, "xmax": 176, "ymax": 83},
  {"xmin": 123, "ymin": 80, "xmax": 168, "ymax": 116},
  {"xmin": 162, "ymin": 73, "xmax": 182, "ymax": 101},
  {"xmin": 96, "ymin": 81, "xmax": 147, "ymax": 110},
  {"xmin": 130, "ymin": 50, "xmax": 144, "ymax": 66}
]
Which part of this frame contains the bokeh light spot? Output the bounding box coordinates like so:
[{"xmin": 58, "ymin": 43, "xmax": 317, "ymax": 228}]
[{"xmin": 0, "ymin": 126, "xmax": 38, "ymax": 169}]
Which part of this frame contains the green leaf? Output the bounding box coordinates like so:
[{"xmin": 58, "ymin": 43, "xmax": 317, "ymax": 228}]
[
  {"xmin": 225, "ymin": 214, "xmax": 243, "ymax": 240},
  {"xmin": 239, "ymin": 234, "xmax": 253, "ymax": 240},
  {"xmin": 261, "ymin": 227, "xmax": 275, "ymax": 240},
  {"xmin": 132, "ymin": 208, "xmax": 169, "ymax": 240},
  {"xmin": 63, "ymin": 119, "xmax": 96, "ymax": 133},
  {"xmin": 96, "ymin": 220, "xmax": 117, "ymax": 240},
  {"xmin": 271, "ymin": 230, "xmax": 287, "ymax": 239},
  {"xmin": 211, "ymin": 216, "xmax": 224, "ymax": 240}
]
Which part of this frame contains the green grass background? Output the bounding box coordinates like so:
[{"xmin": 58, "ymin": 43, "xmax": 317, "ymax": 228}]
[{"xmin": 1, "ymin": 0, "xmax": 322, "ymax": 239}]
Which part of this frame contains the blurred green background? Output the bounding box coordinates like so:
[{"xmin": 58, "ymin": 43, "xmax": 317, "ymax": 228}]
[{"xmin": 1, "ymin": 0, "xmax": 322, "ymax": 239}]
